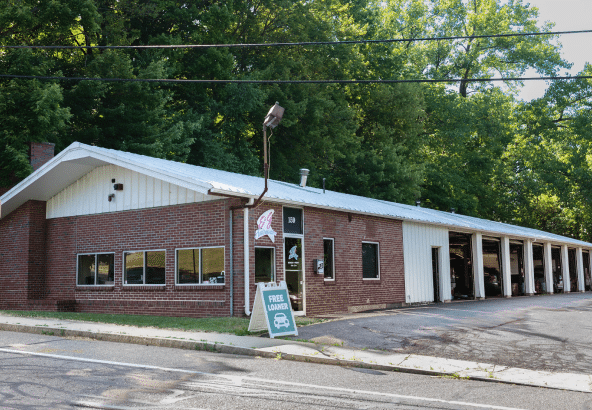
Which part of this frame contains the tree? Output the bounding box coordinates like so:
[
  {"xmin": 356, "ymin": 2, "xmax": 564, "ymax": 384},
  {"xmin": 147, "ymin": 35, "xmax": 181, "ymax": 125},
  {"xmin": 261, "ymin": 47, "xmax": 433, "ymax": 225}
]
[
  {"xmin": 0, "ymin": 1, "xmax": 87, "ymax": 186},
  {"xmin": 376, "ymin": 0, "xmax": 570, "ymax": 97},
  {"xmin": 503, "ymin": 66, "xmax": 592, "ymax": 240}
]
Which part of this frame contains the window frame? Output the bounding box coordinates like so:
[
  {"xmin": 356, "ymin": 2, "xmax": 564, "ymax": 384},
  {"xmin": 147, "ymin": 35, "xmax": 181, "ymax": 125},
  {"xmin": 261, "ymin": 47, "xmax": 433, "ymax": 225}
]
[
  {"xmin": 362, "ymin": 241, "xmax": 380, "ymax": 280},
  {"xmin": 123, "ymin": 249, "xmax": 167, "ymax": 286},
  {"xmin": 323, "ymin": 238, "xmax": 335, "ymax": 281},
  {"xmin": 175, "ymin": 246, "xmax": 225, "ymax": 286},
  {"xmin": 76, "ymin": 252, "xmax": 115, "ymax": 287}
]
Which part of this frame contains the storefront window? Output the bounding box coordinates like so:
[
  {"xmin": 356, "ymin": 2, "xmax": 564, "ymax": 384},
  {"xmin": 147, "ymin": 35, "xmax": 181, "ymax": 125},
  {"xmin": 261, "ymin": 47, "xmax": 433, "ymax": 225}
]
[
  {"xmin": 176, "ymin": 247, "xmax": 225, "ymax": 285},
  {"xmin": 77, "ymin": 253, "xmax": 114, "ymax": 286},
  {"xmin": 124, "ymin": 250, "xmax": 165, "ymax": 285}
]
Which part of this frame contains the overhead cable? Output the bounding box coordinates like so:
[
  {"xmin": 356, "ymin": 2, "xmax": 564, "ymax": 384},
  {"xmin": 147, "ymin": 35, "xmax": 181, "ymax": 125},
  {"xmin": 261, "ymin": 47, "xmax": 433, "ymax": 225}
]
[
  {"xmin": 2, "ymin": 74, "xmax": 591, "ymax": 84},
  {"xmin": 1, "ymin": 29, "xmax": 591, "ymax": 50}
]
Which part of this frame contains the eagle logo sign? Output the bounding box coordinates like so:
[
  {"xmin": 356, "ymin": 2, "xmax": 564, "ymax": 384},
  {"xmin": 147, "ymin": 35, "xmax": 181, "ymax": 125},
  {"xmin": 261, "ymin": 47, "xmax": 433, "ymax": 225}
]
[{"xmin": 288, "ymin": 245, "xmax": 298, "ymax": 260}]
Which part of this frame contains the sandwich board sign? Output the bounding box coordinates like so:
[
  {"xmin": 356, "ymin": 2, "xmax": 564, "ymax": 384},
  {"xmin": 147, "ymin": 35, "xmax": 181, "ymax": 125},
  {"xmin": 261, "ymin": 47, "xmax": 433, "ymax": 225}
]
[{"xmin": 248, "ymin": 281, "xmax": 298, "ymax": 338}]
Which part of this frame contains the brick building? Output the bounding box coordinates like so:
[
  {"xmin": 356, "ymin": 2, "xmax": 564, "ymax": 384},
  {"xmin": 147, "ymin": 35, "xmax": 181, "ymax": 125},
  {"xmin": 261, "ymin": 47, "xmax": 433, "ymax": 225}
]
[{"xmin": 1, "ymin": 142, "xmax": 591, "ymax": 318}]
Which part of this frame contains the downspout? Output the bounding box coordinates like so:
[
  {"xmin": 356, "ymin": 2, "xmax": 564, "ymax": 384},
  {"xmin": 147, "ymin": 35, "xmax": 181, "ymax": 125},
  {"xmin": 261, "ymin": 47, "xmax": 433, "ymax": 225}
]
[
  {"xmin": 229, "ymin": 208, "xmax": 233, "ymax": 317},
  {"xmin": 244, "ymin": 198, "xmax": 254, "ymax": 315}
]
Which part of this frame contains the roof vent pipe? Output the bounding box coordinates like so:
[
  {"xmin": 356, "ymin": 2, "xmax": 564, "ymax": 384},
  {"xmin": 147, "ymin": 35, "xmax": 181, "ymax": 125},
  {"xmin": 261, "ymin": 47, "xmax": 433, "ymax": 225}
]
[
  {"xmin": 415, "ymin": 200, "xmax": 421, "ymax": 207},
  {"xmin": 299, "ymin": 169, "xmax": 309, "ymax": 187}
]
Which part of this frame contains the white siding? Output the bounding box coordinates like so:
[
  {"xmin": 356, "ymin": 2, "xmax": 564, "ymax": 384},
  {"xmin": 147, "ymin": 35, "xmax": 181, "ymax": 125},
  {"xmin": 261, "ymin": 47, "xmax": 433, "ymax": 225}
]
[
  {"xmin": 403, "ymin": 221, "xmax": 451, "ymax": 304},
  {"xmin": 46, "ymin": 164, "xmax": 217, "ymax": 219}
]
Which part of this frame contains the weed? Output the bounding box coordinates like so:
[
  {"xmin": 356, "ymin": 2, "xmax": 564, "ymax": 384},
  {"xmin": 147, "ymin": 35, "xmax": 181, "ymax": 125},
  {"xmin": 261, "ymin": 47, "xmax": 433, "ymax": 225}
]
[{"xmin": 440, "ymin": 373, "xmax": 469, "ymax": 380}]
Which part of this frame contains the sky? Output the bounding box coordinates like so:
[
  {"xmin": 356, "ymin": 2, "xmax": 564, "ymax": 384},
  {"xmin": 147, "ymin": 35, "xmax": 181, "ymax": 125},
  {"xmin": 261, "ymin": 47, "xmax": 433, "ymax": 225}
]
[{"xmin": 517, "ymin": 0, "xmax": 591, "ymax": 101}]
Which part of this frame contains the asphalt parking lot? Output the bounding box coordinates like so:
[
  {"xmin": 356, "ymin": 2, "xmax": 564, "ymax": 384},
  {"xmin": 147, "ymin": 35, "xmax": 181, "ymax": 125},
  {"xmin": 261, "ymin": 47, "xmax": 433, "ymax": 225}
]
[{"xmin": 294, "ymin": 293, "xmax": 592, "ymax": 373}]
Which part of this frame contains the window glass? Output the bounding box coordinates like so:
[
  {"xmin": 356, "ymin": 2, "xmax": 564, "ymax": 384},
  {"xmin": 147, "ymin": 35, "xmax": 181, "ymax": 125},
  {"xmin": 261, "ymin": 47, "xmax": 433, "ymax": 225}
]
[
  {"xmin": 177, "ymin": 249, "xmax": 199, "ymax": 284},
  {"xmin": 124, "ymin": 252, "xmax": 144, "ymax": 284},
  {"xmin": 78, "ymin": 254, "xmax": 95, "ymax": 285},
  {"xmin": 202, "ymin": 248, "xmax": 224, "ymax": 284},
  {"xmin": 285, "ymin": 237, "xmax": 302, "ymax": 270},
  {"xmin": 362, "ymin": 243, "xmax": 379, "ymax": 279},
  {"xmin": 176, "ymin": 247, "xmax": 225, "ymax": 284},
  {"xmin": 323, "ymin": 239, "xmax": 334, "ymax": 280},
  {"xmin": 97, "ymin": 254, "xmax": 115, "ymax": 285},
  {"xmin": 146, "ymin": 251, "xmax": 166, "ymax": 284},
  {"xmin": 78, "ymin": 254, "xmax": 114, "ymax": 286},
  {"xmin": 255, "ymin": 247, "xmax": 275, "ymax": 283},
  {"xmin": 283, "ymin": 208, "xmax": 303, "ymax": 234}
]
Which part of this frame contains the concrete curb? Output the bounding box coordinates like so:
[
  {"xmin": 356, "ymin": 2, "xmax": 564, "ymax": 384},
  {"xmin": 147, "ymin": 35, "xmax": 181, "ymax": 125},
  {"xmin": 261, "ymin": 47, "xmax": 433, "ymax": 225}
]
[{"xmin": 2, "ymin": 322, "xmax": 591, "ymax": 393}]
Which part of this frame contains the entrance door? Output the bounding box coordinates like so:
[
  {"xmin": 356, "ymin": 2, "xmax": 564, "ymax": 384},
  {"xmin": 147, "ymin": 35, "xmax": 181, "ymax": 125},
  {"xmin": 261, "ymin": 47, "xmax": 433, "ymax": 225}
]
[
  {"xmin": 432, "ymin": 247, "xmax": 440, "ymax": 302},
  {"xmin": 510, "ymin": 242, "xmax": 524, "ymax": 296},
  {"xmin": 284, "ymin": 237, "xmax": 304, "ymax": 312}
]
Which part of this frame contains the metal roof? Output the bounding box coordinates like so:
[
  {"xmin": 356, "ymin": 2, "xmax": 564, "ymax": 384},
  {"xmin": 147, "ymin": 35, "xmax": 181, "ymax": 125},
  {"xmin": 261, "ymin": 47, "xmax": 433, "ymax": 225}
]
[{"xmin": 2, "ymin": 142, "xmax": 591, "ymax": 248}]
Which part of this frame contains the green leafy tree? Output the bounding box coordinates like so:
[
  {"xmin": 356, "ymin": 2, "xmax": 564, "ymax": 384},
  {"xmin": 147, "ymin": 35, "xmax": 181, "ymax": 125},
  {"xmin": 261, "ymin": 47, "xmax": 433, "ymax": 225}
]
[
  {"xmin": 504, "ymin": 66, "xmax": 592, "ymax": 240},
  {"xmin": 0, "ymin": 1, "xmax": 88, "ymax": 186}
]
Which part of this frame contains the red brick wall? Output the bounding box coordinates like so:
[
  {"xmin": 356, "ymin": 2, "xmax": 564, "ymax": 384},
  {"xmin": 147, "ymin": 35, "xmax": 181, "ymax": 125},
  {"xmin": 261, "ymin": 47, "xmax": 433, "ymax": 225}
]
[
  {"xmin": 303, "ymin": 207, "xmax": 405, "ymax": 316},
  {"xmin": 0, "ymin": 200, "xmax": 47, "ymax": 310},
  {"xmin": 42, "ymin": 200, "xmax": 234, "ymax": 318},
  {"xmin": 245, "ymin": 203, "xmax": 405, "ymax": 316},
  {"xmin": 29, "ymin": 142, "xmax": 55, "ymax": 171},
  {"xmin": 0, "ymin": 197, "xmax": 405, "ymax": 318}
]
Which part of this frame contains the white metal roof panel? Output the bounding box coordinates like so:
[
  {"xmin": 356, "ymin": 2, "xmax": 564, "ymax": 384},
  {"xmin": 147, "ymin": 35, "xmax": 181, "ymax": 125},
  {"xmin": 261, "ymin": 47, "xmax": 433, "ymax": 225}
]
[{"xmin": 2, "ymin": 142, "xmax": 591, "ymax": 248}]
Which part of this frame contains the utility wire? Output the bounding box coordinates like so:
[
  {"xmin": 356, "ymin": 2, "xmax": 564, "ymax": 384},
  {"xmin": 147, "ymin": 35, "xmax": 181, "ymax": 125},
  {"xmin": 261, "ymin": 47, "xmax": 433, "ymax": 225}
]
[
  {"xmin": 1, "ymin": 29, "xmax": 591, "ymax": 50},
  {"xmin": 1, "ymin": 74, "xmax": 591, "ymax": 84}
]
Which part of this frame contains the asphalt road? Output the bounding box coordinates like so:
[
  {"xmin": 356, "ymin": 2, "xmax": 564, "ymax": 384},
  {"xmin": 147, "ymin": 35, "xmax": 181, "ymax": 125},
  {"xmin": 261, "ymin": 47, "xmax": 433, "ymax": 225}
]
[
  {"xmin": 295, "ymin": 293, "xmax": 592, "ymax": 373},
  {"xmin": 1, "ymin": 331, "xmax": 591, "ymax": 409}
]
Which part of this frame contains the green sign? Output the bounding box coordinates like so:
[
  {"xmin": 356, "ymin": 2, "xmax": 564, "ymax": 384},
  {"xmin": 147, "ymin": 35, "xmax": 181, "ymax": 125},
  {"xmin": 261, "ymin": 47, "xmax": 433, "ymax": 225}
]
[{"xmin": 248, "ymin": 281, "xmax": 298, "ymax": 338}]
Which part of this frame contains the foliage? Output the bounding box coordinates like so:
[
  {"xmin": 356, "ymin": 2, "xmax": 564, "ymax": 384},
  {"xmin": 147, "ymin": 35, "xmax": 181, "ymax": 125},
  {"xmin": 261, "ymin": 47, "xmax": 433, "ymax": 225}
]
[{"xmin": 1, "ymin": 0, "xmax": 591, "ymax": 240}]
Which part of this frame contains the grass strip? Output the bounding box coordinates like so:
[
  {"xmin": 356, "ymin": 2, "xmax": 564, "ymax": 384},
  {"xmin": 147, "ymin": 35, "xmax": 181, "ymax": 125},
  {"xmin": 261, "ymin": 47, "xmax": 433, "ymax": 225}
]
[{"xmin": 0, "ymin": 310, "xmax": 324, "ymax": 336}]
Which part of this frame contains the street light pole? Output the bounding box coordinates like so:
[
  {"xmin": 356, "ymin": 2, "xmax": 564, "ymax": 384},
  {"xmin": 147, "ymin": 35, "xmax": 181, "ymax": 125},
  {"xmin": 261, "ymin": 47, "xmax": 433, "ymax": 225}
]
[{"xmin": 229, "ymin": 102, "xmax": 284, "ymax": 211}]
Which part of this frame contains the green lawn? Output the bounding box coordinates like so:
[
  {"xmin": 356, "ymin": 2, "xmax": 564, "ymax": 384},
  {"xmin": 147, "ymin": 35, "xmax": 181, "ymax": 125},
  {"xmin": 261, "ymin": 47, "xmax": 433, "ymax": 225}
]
[{"xmin": 0, "ymin": 310, "xmax": 324, "ymax": 336}]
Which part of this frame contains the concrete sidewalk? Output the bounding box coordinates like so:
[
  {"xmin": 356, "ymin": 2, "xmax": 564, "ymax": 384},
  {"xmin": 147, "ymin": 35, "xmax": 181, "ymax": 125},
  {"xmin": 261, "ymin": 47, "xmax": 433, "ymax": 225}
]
[{"xmin": 0, "ymin": 314, "xmax": 590, "ymax": 393}]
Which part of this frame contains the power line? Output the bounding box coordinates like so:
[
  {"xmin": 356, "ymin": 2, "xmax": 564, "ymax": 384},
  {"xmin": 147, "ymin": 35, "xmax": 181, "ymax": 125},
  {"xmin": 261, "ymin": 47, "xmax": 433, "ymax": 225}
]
[
  {"xmin": 1, "ymin": 74, "xmax": 591, "ymax": 84},
  {"xmin": 2, "ymin": 29, "xmax": 591, "ymax": 50}
]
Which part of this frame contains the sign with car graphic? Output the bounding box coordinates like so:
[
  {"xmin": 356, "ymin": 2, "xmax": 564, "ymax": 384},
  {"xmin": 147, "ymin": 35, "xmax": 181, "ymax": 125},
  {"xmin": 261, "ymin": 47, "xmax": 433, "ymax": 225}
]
[{"xmin": 248, "ymin": 281, "xmax": 297, "ymax": 338}]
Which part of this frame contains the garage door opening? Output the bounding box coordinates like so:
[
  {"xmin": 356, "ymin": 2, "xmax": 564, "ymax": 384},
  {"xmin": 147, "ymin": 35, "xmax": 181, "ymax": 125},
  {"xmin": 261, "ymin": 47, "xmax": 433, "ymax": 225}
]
[
  {"xmin": 584, "ymin": 251, "xmax": 591, "ymax": 291},
  {"xmin": 483, "ymin": 238, "xmax": 503, "ymax": 298},
  {"xmin": 449, "ymin": 232, "xmax": 474, "ymax": 300},
  {"xmin": 552, "ymin": 246, "xmax": 563, "ymax": 293},
  {"xmin": 432, "ymin": 247, "xmax": 440, "ymax": 302},
  {"xmin": 533, "ymin": 244, "xmax": 546, "ymax": 294},
  {"xmin": 568, "ymin": 248, "xmax": 578, "ymax": 292},
  {"xmin": 510, "ymin": 241, "xmax": 525, "ymax": 296}
]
